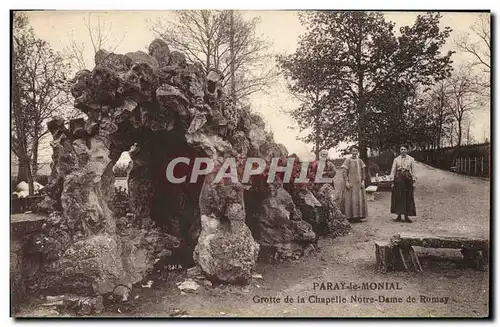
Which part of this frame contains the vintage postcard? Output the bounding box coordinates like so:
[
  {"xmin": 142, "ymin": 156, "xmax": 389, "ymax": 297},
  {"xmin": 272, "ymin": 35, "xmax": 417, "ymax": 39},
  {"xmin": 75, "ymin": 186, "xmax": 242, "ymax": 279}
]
[{"xmin": 10, "ymin": 9, "xmax": 491, "ymax": 318}]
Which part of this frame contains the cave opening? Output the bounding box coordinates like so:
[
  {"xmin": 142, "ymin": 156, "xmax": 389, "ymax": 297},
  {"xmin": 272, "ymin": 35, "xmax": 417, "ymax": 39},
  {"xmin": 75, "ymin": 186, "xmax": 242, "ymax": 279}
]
[{"xmin": 109, "ymin": 116, "xmax": 206, "ymax": 268}]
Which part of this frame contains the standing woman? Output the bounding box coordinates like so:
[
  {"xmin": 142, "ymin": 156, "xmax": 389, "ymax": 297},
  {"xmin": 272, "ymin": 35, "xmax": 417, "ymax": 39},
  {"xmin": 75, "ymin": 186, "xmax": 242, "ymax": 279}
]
[
  {"xmin": 341, "ymin": 147, "xmax": 368, "ymax": 221},
  {"xmin": 390, "ymin": 145, "xmax": 417, "ymax": 222}
]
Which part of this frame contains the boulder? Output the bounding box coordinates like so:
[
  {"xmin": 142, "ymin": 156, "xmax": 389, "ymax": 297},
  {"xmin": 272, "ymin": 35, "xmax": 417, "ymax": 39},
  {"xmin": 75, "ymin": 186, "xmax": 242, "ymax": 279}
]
[
  {"xmin": 176, "ymin": 279, "xmax": 200, "ymax": 293},
  {"xmin": 194, "ymin": 176, "xmax": 259, "ymax": 283},
  {"xmin": 148, "ymin": 38, "xmax": 171, "ymax": 67},
  {"xmin": 169, "ymin": 51, "xmax": 187, "ymax": 68},
  {"xmin": 248, "ymin": 184, "xmax": 316, "ymax": 260},
  {"xmin": 194, "ymin": 214, "xmax": 259, "ymax": 284},
  {"xmin": 95, "ymin": 49, "xmax": 132, "ymax": 72},
  {"xmin": 315, "ymin": 183, "xmax": 351, "ymax": 237},
  {"xmin": 125, "ymin": 51, "xmax": 160, "ymax": 71},
  {"xmin": 37, "ymin": 234, "xmax": 126, "ymax": 295},
  {"xmin": 293, "ymin": 188, "xmax": 322, "ymax": 231}
]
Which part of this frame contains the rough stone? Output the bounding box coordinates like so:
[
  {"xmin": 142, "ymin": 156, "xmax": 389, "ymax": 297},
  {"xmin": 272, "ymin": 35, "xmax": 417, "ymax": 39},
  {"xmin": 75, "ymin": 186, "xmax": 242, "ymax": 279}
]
[
  {"xmin": 248, "ymin": 124, "xmax": 267, "ymax": 156},
  {"xmin": 112, "ymin": 285, "xmax": 131, "ymax": 302},
  {"xmin": 315, "ymin": 183, "xmax": 351, "ymax": 237},
  {"xmin": 194, "ymin": 176, "xmax": 259, "ymax": 283},
  {"xmin": 176, "ymin": 279, "xmax": 200, "ymax": 293},
  {"xmin": 95, "ymin": 49, "xmax": 132, "ymax": 72},
  {"xmin": 187, "ymin": 113, "xmax": 207, "ymax": 134},
  {"xmin": 38, "ymin": 235, "xmax": 126, "ymax": 294},
  {"xmin": 194, "ymin": 214, "xmax": 259, "ymax": 284},
  {"xmin": 246, "ymin": 182, "xmax": 316, "ymax": 260},
  {"xmin": 122, "ymin": 62, "xmax": 159, "ymax": 103},
  {"xmin": 169, "ymin": 51, "xmax": 187, "ymax": 68},
  {"xmin": 156, "ymin": 84, "xmax": 190, "ymax": 116},
  {"xmin": 293, "ymin": 188, "xmax": 322, "ymax": 231},
  {"xmin": 125, "ymin": 51, "xmax": 160, "ymax": 71},
  {"xmin": 148, "ymin": 38, "xmax": 171, "ymax": 67}
]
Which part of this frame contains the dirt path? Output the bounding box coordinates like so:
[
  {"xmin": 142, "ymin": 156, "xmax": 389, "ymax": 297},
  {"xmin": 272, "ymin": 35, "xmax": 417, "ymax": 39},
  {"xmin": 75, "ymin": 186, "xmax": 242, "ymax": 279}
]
[{"xmin": 104, "ymin": 162, "xmax": 490, "ymax": 318}]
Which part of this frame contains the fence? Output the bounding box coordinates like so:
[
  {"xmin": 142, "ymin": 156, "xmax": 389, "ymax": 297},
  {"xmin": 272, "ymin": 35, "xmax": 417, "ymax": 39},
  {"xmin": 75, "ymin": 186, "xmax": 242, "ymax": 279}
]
[
  {"xmin": 410, "ymin": 143, "xmax": 490, "ymax": 178},
  {"xmin": 451, "ymin": 156, "xmax": 490, "ymax": 177}
]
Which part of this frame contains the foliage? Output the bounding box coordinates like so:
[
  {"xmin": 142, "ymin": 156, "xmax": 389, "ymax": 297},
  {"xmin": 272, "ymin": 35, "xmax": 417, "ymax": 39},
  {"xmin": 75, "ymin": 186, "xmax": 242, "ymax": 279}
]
[{"xmin": 278, "ymin": 12, "xmax": 454, "ymax": 161}]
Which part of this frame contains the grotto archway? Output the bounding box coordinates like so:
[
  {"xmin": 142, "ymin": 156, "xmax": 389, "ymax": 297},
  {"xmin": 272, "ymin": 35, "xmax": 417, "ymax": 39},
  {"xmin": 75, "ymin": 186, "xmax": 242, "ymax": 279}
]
[{"xmin": 33, "ymin": 39, "xmax": 347, "ymax": 297}]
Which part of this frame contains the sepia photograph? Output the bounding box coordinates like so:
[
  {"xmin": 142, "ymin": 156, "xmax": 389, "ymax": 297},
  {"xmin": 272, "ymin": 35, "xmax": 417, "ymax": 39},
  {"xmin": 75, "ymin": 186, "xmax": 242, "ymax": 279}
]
[{"xmin": 9, "ymin": 9, "xmax": 491, "ymax": 318}]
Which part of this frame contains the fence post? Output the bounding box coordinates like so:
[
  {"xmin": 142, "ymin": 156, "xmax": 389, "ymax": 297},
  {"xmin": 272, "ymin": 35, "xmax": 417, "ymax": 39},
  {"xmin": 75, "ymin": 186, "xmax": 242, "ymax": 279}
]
[
  {"xmin": 474, "ymin": 157, "xmax": 477, "ymax": 175},
  {"xmin": 481, "ymin": 157, "xmax": 484, "ymax": 175}
]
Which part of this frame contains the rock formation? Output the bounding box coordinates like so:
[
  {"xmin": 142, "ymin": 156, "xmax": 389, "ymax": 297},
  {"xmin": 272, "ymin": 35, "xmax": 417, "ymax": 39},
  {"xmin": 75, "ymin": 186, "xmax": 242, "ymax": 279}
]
[{"xmin": 32, "ymin": 38, "xmax": 348, "ymax": 297}]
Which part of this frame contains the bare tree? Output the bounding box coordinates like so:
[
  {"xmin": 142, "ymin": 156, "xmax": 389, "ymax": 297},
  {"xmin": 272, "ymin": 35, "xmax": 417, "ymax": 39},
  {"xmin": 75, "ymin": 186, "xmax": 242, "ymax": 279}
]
[
  {"xmin": 149, "ymin": 10, "xmax": 277, "ymax": 104},
  {"xmin": 13, "ymin": 12, "xmax": 73, "ymax": 193},
  {"xmin": 422, "ymin": 81, "xmax": 455, "ymax": 149},
  {"xmin": 465, "ymin": 118, "xmax": 475, "ymax": 145},
  {"xmin": 64, "ymin": 13, "xmax": 124, "ymax": 70},
  {"xmin": 445, "ymin": 66, "xmax": 484, "ymax": 147},
  {"xmin": 455, "ymin": 13, "xmax": 490, "ymax": 87}
]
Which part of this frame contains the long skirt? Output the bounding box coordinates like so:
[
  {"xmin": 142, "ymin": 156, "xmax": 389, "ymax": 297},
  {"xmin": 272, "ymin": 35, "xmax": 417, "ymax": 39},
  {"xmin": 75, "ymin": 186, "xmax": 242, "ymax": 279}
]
[
  {"xmin": 390, "ymin": 170, "xmax": 416, "ymax": 216},
  {"xmin": 343, "ymin": 183, "xmax": 367, "ymax": 219}
]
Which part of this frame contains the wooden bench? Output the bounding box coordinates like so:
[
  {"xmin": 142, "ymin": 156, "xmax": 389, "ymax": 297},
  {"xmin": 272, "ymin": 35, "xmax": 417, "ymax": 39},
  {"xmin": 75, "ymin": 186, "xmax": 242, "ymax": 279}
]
[
  {"xmin": 365, "ymin": 185, "xmax": 378, "ymax": 201},
  {"xmin": 375, "ymin": 232, "xmax": 489, "ymax": 273}
]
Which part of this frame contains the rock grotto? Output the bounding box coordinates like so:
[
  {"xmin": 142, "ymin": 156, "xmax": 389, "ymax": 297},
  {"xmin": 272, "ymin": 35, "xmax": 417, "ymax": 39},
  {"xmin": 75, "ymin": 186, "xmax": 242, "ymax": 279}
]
[{"xmin": 19, "ymin": 39, "xmax": 351, "ymax": 303}]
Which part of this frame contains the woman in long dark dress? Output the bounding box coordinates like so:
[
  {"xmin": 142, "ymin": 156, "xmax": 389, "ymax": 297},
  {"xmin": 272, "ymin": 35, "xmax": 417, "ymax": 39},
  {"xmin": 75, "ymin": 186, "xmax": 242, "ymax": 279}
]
[{"xmin": 390, "ymin": 145, "xmax": 417, "ymax": 222}]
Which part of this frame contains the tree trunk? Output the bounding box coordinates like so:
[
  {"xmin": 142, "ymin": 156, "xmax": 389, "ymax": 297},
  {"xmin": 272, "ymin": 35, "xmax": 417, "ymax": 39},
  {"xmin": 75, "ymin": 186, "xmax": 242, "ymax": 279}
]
[
  {"xmin": 466, "ymin": 122, "xmax": 471, "ymax": 145},
  {"xmin": 314, "ymin": 133, "xmax": 320, "ymax": 160},
  {"xmin": 437, "ymin": 116, "xmax": 442, "ymax": 149},
  {"xmin": 206, "ymin": 45, "xmax": 211, "ymax": 72},
  {"xmin": 31, "ymin": 134, "xmax": 39, "ymax": 179},
  {"xmin": 449, "ymin": 123, "xmax": 454, "ymax": 147},
  {"xmin": 229, "ymin": 10, "xmax": 236, "ymax": 103},
  {"xmin": 354, "ymin": 20, "xmax": 369, "ymax": 185},
  {"xmin": 457, "ymin": 119, "xmax": 463, "ymax": 147},
  {"xmin": 16, "ymin": 155, "xmax": 34, "ymax": 195},
  {"xmin": 357, "ymin": 76, "xmax": 370, "ymax": 184}
]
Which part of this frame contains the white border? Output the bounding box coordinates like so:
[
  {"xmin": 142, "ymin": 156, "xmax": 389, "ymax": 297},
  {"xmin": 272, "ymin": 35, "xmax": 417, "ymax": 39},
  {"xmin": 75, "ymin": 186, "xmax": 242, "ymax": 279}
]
[{"xmin": 1, "ymin": 1, "xmax": 497, "ymax": 326}]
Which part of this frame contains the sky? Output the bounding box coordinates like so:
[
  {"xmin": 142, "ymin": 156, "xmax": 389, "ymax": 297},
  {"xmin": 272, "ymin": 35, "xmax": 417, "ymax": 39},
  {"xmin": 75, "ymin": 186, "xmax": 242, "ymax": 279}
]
[{"xmin": 23, "ymin": 10, "xmax": 491, "ymax": 164}]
